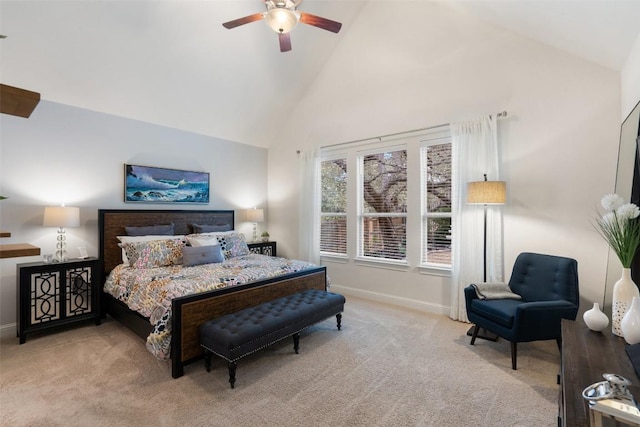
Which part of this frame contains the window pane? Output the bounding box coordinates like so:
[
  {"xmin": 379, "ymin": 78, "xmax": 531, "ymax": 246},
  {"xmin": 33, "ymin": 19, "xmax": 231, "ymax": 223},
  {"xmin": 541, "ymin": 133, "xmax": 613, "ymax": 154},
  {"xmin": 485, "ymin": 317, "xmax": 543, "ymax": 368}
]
[
  {"xmin": 321, "ymin": 159, "xmax": 347, "ymax": 255},
  {"xmin": 362, "ymin": 150, "xmax": 407, "ymax": 214},
  {"xmin": 321, "ymin": 159, "xmax": 347, "ymax": 213},
  {"xmin": 423, "ymin": 216, "xmax": 451, "ymax": 265},
  {"xmin": 321, "ymin": 215, "xmax": 347, "ymax": 254},
  {"xmin": 361, "ymin": 216, "xmax": 406, "ymax": 260},
  {"xmin": 424, "ymin": 143, "xmax": 451, "ymax": 213}
]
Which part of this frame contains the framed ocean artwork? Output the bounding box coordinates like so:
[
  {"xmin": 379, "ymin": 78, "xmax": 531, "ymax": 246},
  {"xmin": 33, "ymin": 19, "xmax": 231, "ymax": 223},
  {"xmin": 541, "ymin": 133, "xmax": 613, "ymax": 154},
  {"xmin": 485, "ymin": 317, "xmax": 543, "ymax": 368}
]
[{"xmin": 124, "ymin": 164, "xmax": 210, "ymax": 204}]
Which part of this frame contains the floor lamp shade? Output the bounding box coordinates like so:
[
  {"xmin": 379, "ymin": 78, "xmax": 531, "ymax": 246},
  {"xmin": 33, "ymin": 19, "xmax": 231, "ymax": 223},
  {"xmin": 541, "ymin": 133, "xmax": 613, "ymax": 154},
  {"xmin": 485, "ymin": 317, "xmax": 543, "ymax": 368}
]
[{"xmin": 467, "ymin": 180, "xmax": 506, "ymax": 205}]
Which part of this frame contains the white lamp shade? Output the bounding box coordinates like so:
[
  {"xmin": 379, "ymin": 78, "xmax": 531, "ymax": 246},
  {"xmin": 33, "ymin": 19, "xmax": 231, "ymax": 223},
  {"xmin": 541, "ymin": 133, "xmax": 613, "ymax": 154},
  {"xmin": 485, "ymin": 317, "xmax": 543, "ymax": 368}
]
[
  {"xmin": 466, "ymin": 181, "xmax": 506, "ymax": 205},
  {"xmin": 246, "ymin": 208, "xmax": 264, "ymax": 223},
  {"xmin": 43, "ymin": 206, "xmax": 80, "ymax": 227},
  {"xmin": 265, "ymin": 8, "xmax": 299, "ymax": 33}
]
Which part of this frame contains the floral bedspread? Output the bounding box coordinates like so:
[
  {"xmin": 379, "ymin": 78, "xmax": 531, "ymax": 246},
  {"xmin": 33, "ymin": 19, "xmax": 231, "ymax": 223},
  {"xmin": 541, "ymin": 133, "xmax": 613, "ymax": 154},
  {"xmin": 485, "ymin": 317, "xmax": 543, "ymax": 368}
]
[{"xmin": 103, "ymin": 254, "xmax": 320, "ymax": 360}]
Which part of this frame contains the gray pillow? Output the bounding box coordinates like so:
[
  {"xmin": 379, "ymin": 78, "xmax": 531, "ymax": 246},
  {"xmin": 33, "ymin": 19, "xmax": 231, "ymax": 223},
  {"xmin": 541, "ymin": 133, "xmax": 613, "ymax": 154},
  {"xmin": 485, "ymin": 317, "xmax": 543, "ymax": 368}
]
[
  {"xmin": 192, "ymin": 223, "xmax": 232, "ymax": 233},
  {"xmin": 182, "ymin": 245, "xmax": 224, "ymax": 266},
  {"xmin": 125, "ymin": 223, "xmax": 174, "ymax": 236}
]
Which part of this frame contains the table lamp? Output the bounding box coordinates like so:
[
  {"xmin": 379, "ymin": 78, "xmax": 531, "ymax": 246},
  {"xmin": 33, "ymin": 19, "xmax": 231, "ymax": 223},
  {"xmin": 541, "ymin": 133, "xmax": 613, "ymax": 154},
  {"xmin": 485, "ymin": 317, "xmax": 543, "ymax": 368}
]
[
  {"xmin": 43, "ymin": 206, "xmax": 80, "ymax": 262},
  {"xmin": 246, "ymin": 208, "xmax": 264, "ymax": 242}
]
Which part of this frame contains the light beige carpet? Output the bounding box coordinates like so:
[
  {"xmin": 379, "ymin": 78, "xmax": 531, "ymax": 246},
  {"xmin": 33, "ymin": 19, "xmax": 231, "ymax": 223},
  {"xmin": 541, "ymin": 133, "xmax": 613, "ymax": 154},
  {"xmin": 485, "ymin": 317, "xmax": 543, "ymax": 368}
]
[{"xmin": 0, "ymin": 296, "xmax": 559, "ymax": 426}]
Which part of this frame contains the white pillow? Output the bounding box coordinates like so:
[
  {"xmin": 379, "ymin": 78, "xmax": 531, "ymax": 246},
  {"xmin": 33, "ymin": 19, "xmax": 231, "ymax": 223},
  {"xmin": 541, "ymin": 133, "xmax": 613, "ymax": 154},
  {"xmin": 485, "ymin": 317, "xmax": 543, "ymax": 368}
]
[
  {"xmin": 117, "ymin": 235, "xmax": 185, "ymax": 265},
  {"xmin": 186, "ymin": 234, "xmax": 219, "ymax": 247}
]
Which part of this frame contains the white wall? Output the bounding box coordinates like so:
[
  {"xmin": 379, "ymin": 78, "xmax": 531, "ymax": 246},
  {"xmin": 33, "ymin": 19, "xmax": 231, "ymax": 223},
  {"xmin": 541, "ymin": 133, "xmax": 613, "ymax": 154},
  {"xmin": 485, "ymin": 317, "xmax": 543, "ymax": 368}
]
[
  {"xmin": 622, "ymin": 32, "xmax": 640, "ymax": 119},
  {"xmin": 0, "ymin": 101, "xmax": 268, "ymax": 328},
  {"xmin": 267, "ymin": 1, "xmax": 621, "ymax": 314}
]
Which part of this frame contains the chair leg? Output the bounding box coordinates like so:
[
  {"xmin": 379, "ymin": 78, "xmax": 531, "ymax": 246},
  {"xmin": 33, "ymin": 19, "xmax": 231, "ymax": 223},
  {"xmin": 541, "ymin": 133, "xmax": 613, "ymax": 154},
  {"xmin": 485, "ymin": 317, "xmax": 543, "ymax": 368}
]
[
  {"xmin": 470, "ymin": 324, "xmax": 480, "ymax": 345},
  {"xmin": 511, "ymin": 341, "xmax": 517, "ymax": 370}
]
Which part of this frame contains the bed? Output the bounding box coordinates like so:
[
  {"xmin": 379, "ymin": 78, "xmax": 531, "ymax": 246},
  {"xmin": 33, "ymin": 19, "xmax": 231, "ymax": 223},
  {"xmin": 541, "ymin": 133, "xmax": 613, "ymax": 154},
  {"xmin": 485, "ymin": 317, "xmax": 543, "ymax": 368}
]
[{"xmin": 98, "ymin": 209, "xmax": 327, "ymax": 378}]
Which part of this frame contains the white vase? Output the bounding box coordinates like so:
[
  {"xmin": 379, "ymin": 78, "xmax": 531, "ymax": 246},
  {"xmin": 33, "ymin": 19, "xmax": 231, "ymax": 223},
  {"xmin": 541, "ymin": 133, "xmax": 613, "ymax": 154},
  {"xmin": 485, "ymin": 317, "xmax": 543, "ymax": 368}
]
[
  {"xmin": 612, "ymin": 268, "xmax": 640, "ymax": 336},
  {"xmin": 622, "ymin": 296, "xmax": 640, "ymax": 344},
  {"xmin": 583, "ymin": 302, "xmax": 609, "ymax": 332}
]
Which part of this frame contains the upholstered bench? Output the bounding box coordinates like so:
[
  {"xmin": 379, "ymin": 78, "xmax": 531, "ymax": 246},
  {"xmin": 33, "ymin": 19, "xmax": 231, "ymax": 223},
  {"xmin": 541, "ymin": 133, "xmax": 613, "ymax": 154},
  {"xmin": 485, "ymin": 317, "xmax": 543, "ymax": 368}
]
[{"xmin": 199, "ymin": 289, "xmax": 346, "ymax": 388}]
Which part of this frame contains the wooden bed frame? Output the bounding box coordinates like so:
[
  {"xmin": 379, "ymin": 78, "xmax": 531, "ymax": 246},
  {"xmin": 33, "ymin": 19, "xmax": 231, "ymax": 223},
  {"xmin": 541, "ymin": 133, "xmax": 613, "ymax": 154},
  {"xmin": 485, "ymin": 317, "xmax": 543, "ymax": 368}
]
[{"xmin": 98, "ymin": 209, "xmax": 327, "ymax": 378}]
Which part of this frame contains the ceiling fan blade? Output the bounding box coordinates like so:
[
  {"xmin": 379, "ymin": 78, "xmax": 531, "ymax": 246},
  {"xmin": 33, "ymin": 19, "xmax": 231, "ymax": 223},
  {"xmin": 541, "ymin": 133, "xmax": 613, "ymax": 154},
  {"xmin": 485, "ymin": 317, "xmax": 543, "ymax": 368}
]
[
  {"xmin": 279, "ymin": 32, "xmax": 292, "ymax": 52},
  {"xmin": 222, "ymin": 13, "xmax": 264, "ymax": 29},
  {"xmin": 299, "ymin": 12, "xmax": 342, "ymax": 33}
]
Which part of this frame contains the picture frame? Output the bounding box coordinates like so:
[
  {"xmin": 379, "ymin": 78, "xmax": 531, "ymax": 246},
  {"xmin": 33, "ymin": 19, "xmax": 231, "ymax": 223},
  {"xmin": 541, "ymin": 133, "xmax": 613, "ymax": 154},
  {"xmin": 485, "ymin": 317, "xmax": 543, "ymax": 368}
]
[{"xmin": 124, "ymin": 164, "xmax": 210, "ymax": 204}]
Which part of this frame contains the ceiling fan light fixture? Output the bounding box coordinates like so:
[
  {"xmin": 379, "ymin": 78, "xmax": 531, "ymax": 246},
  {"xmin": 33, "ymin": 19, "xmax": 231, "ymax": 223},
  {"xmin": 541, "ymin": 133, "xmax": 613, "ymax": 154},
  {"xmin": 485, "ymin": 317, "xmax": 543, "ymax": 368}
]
[{"xmin": 265, "ymin": 8, "xmax": 299, "ymax": 34}]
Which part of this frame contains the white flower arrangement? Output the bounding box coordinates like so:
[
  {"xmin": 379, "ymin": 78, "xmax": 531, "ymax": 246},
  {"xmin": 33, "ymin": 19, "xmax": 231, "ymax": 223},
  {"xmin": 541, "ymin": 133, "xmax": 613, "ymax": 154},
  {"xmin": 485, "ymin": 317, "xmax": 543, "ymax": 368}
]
[{"xmin": 595, "ymin": 194, "xmax": 640, "ymax": 268}]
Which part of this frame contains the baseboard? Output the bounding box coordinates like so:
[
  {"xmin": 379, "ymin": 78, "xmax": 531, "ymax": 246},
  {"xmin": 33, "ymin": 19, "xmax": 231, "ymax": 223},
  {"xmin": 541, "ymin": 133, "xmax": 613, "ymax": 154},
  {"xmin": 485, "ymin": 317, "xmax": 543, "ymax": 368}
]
[
  {"xmin": 0, "ymin": 322, "xmax": 16, "ymax": 338},
  {"xmin": 330, "ymin": 284, "xmax": 450, "ymax": 316}
]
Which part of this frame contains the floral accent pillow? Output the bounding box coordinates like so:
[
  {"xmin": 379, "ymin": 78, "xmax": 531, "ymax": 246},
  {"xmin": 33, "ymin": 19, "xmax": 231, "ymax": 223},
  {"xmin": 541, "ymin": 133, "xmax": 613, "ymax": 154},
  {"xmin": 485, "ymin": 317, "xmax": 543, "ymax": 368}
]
[
  {"xmin": 117, "ymin": 235, "xmax": 185, "ymax": 266},
  {"xmin": 120, "ymin": 238, "xmax": 185, "ymax": 269},
  {"xmin": 216, "ymin": 232, "xmax": 250, "ymax": 258}
]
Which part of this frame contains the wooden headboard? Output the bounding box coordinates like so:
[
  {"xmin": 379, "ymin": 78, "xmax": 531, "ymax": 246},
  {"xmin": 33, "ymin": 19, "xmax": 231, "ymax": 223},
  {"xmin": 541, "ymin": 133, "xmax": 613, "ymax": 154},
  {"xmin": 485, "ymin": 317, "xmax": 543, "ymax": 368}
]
[{"xmin": 98, "ymin": 209, "xmax": 235, "ymax": 277}]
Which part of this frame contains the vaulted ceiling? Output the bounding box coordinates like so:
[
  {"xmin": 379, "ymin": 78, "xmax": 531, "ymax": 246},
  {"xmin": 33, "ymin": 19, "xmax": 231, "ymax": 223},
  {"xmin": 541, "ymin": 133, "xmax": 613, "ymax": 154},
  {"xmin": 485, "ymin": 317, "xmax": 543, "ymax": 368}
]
[{"xmin": 2, "ymin": 0, "xmax": 639, "ymax": 148}]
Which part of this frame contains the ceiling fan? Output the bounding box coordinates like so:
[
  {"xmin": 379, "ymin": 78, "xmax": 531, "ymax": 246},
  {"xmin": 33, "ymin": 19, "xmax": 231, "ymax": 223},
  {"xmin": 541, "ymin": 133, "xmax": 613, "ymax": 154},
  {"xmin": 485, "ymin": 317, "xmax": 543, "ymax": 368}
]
[{"xmin": 222, "ymin": 0, "xmax": 342, "ymax": 53}]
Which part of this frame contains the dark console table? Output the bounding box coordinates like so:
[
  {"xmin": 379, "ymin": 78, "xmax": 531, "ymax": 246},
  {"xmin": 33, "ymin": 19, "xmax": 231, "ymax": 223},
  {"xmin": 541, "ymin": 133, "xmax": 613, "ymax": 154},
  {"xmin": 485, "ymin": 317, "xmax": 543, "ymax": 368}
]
[
  {"xmin": 560, "ymin": 318, "xmax": 640, "ymax": 426},
  {"xmin": 17, "ymin": 257, "xmax": 101, "ymax": 343}
]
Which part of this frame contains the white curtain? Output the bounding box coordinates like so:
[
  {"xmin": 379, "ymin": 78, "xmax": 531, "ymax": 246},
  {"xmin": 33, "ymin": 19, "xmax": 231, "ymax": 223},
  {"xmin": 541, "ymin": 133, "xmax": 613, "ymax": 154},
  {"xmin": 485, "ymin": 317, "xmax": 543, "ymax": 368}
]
[
  {"xmin": 298, "ymin": 148, "xmax": 321, "ymax": 264},
  {"xmin": 450, "ymin": 116, "xmax": 504, "ymax": 321}
]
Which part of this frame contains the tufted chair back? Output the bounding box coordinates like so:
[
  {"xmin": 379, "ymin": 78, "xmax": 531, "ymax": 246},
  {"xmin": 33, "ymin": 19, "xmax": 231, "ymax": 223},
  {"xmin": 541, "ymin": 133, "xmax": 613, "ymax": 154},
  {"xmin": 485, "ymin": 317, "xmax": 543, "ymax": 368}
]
[{"xmin": 508, "ymin": 252, "xmax": 579, "ymax": 304}]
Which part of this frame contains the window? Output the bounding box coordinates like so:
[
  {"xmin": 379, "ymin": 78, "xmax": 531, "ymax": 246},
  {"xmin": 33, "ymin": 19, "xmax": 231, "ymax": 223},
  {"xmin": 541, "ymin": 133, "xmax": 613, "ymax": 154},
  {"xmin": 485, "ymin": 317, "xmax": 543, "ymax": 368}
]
[
  {"xmin": 358, "ymin": 147, "xmax": 407, "ymax": 261},
  {"xmin": 320, "ymin": 158, "xmax": 347, "ymax": 255},
  {"xmin": 421, "ymin": 142, "xmax": 452, "ymax": 266}
]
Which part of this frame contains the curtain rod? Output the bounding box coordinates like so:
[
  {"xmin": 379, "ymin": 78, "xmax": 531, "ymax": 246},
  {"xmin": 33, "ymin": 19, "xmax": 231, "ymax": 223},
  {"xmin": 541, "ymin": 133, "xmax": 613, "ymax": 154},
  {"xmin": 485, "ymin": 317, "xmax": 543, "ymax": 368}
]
[{"xmin": 319, "ymin": 110, "xmax": 508, "ymax": 150}]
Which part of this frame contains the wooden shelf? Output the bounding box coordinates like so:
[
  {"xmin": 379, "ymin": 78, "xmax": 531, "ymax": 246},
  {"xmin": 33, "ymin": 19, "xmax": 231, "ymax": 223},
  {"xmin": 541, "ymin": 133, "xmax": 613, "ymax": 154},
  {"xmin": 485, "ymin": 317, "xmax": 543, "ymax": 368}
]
[
  {"xmin": 0, "ymin": 231, "xmax": 11, "ymax": 238},
  {"xmin": 0, "ymin": 243, "xmax": 41, "ymax": 259}
]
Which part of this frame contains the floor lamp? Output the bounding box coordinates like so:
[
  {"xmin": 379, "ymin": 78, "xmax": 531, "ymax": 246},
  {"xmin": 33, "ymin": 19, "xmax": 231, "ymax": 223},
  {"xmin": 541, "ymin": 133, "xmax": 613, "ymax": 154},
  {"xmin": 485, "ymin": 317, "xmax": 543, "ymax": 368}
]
[{"xmin": 466, "ymin": 174, "xmax": 506, "ymax": 340}]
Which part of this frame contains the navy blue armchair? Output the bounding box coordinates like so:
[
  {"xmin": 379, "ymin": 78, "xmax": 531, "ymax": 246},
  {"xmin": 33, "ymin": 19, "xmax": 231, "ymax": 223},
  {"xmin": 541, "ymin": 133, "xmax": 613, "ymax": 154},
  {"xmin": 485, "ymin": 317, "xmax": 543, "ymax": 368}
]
[{"xmin": 464, "ymin": 252, "xmax": 579, "ymax": 370}]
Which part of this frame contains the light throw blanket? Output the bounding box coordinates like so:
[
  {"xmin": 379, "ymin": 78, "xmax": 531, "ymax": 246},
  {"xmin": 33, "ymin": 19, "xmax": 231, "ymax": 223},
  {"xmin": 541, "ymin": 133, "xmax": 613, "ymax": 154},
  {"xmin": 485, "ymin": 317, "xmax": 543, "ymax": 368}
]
[{"xmin": 471, "ymin": 282, "xmax": 522, "ymax": 300}]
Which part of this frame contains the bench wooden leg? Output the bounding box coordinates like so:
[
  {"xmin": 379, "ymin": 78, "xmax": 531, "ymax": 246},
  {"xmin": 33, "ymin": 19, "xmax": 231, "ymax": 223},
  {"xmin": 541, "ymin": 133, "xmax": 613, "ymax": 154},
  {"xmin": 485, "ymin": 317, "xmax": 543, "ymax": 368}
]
[
  {"xmin": 204, "ymin": 349, "xmax": 213, "ymax": 372},
  {"xmin": 228, "ymin": 361, "xmax": 237, "ymax": 389},
  {"xmin": 293, "ymin": 333, "xmax": 300, "ymax": 354},
  {"xmin": 336, "ymin": 313, "xmax": 342, "ymax": 330}
]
